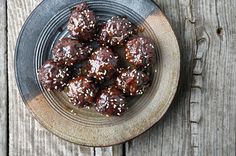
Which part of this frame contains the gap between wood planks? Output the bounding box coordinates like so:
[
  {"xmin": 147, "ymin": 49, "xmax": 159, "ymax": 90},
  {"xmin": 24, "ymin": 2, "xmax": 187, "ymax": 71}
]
[
  {"xmin": 6, "ymin": 0, "xmax": 9, "ymax": 155},
  {"xmin": 0, "ymin": 0, "xmax": 8, "ymax": 156}
]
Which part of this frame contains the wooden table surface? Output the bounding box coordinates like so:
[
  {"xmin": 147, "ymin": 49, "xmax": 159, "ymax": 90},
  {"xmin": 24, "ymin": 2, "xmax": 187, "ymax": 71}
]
[{"xmin": 1, "ymin": 0, "xmax": 236, "ymax": 155}]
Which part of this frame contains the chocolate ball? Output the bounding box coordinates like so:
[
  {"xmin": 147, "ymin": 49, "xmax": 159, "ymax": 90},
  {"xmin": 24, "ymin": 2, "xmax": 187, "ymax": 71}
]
[
  {"xmin": 125, "ymin": 37, "xmax": 155, "ymax": 68},
  {"xmin": 52, "ymin": 37, "xmax": 92, "ymax": 66},
  {"xmin": 87, "ymin": 47, "xmax": 118, "ymax": 81},
  {"xmin": 99, "ymin": 16, "xmax": 134, "ymax": 46},
  {"xmin": 96, "ymin": 86, "xmax": 126, "ymax": 116},
  {"xmin": 116, "ymin": 68, "xmax": 150, "ymax": 96},
  {"xmin": 67, "ymin": 76, "xmax": 96, "ymax": 107},
  {"xmin": 68, "ymin": 3, "xmax": 96, "ymax": 41},
  {"xmin": 38, "ymin": 60, "xmax": 70, "ymax": 91}
]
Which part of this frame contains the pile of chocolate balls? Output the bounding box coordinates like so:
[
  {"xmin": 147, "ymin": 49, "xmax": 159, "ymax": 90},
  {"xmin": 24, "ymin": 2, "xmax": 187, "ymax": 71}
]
[{"xmin": 38, "ymin": 2, "xmax": 155, "ymax": 116}]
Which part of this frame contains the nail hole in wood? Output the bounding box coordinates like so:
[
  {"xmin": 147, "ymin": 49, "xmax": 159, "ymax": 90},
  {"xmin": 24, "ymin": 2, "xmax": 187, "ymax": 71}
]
[{"xmin": 216, "ymin": 27, "xmax": 223, "ymax": 36}]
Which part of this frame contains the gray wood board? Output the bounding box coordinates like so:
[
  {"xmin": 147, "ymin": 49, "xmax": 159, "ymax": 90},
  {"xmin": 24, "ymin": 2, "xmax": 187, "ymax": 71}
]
[
  {"xmin": 125, "ymin": 0, "xmax": 236, "ymax": 156},
  {"xmin": 7, "ymin": 0, "xmax": 122, "ymax": 155},
  {"xmin": 7, "ymin": 0, "xmax": 94, "ymax": 155},
  {"xmin": 95, "ymin": 146, "xmax": 124, "ymax": 156},
  {"xmin": 125, "ymin": 0, "xmax": 193, "ymax": 155},
  {"xmin": 0, "ymin": 0, "xmax": 7, "ymax": 156},
  {"xmin": 190, "ymin": 0, "xmax": 236, "ymax": 155}
]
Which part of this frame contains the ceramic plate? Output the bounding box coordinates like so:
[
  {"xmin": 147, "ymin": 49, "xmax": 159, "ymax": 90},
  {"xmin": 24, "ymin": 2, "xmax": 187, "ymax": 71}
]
[{"xmin": 15, "ymin": 0, "xmax": 180, "ymax": 146}]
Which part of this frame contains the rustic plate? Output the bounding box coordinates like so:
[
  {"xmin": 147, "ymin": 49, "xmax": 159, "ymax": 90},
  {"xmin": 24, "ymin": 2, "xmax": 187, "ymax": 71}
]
[{"xmin": 15, "ymin": 0, "xmax": 180, "ymax": 146}]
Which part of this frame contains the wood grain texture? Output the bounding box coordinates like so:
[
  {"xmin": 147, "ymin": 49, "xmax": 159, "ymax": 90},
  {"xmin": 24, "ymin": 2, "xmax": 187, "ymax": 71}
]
[
  {"xmin": 7, "ymin": 0, "xmax": 94, "ymax": 155},
  {"xmin": 190, "ymin": 0, "xmax": 236, "ymax": 155},
  {"xmin": 0, "ymin": 0, "xmax": 7, "ymax": 156},
  {"xmin": 126, "ymin": 0, "xmax": 236, "ymax": 156},
  {"xmin": 125, "ymin": 0, "xmax": 194, "ymax": 155},
  {"xmin": 7, "ymin": 0, "xmax": 236, "ymax": 155},
  {"xmin": 7, "ymin": 0, "xmax": 122, "ymax": 155},
  {"xmin": 95, "ymin": 145, "xmax": 123, "ymax": 156}
]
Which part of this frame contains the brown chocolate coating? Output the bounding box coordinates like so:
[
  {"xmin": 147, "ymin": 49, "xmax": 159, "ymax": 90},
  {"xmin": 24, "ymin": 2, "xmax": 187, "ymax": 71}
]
[
  {"xmin": 38, "ymin": 60, "xmax": 70, "ymax": 91},
  {"xmin": 125, "ymin": 37, "xmax": 155, "ymax": 68},
  {"xmin": 68, "ymin": 3, "xmax": 96, "ymax": 41},
  {"xmin": 67, "ymin": 76, "xmax": 96, "ymax": 107},
  {"xmin": 87, "ymin": 47, "xmax": 118, "ymax": 81},
  {"xmin": 96, "ymin": 86, "xmax": 126, "ymax": 116},
  {"xmin": 52, "ymin": 38, "xmax": 92, "ymax": 66},
  {"xmin": 99, "ymin": 16, "xmax": 134, "ymax": 46},
  {"xmin": 116, "ymin": 68, "xmax": 150, "ymax": 96}
]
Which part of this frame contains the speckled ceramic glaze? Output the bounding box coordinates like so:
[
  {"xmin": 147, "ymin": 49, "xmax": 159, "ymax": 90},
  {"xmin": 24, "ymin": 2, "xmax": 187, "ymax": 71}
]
[{"xmin": 15, "ymin": 0, "xmax": 180, "ymax": 146}]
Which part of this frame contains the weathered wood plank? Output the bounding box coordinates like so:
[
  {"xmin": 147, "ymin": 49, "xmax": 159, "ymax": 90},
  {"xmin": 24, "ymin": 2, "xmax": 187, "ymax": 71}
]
[
  {"xmin": 126, "ymin": 0, "xmax": 236, "ymax": 156},
  {"xmin": 7, "ymin": 0, "xmax": 94, "ymax": 155},
  {"xmin": 125, "ymin": 0, "xmax": 196, "ymax": 155},
  {"xmin": 0, "ymin": 0, "xmax": 7, "ymax": 156},
  {"xmin": 190, "ymin": 0, "xmax": 236, "ymax": 155},
  {"xmin": 95, "ymin": 145, "xmax": 123, "ymax": 156}
]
